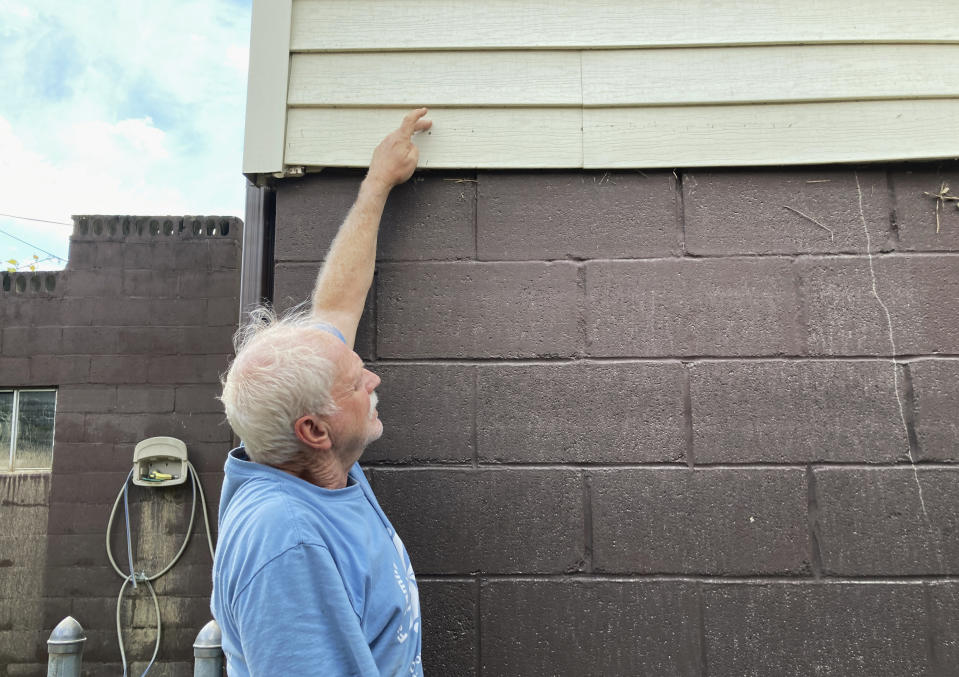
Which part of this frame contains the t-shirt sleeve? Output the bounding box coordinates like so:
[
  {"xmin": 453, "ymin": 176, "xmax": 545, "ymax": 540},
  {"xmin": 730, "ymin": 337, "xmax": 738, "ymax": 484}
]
[{"xmin": 232, "ymin": 543, "xmax": 380, "ymax": 677}]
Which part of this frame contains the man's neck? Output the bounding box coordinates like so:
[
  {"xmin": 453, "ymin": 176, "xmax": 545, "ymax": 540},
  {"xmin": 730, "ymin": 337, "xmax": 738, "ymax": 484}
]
[{"xmin": 275, "ymin": 451, "xmax": 351, "ymax": 490}]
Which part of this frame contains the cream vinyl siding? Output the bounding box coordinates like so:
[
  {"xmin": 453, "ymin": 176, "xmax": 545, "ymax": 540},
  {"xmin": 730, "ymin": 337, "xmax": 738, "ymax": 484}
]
[{"xmin": 243, "ymin": 0, "xmax": 959, "ymax": 174}]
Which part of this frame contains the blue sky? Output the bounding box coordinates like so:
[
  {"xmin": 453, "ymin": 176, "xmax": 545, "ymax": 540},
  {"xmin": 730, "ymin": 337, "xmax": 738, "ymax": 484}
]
[{"xmin": 0, "ymin": 0, "xmax": 252, "ymax": 270}]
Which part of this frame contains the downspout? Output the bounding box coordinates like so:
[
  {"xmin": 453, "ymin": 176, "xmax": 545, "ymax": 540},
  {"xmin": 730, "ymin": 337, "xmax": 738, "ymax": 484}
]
[{"xmin": 239, "ymin": 180, "xmax": 275, "ymax": 323}]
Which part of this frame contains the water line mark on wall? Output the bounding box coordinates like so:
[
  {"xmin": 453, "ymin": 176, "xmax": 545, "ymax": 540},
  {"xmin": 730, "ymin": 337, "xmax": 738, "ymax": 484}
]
[{"xmin": 854, "ymin": 171, "xmax": 929, "ymax": 523}]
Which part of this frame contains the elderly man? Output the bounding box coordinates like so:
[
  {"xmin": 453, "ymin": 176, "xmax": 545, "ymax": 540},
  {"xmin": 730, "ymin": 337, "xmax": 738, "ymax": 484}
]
[{"xmin": 213, "ymin": 109, "xmax": 432, "ymax": 676}]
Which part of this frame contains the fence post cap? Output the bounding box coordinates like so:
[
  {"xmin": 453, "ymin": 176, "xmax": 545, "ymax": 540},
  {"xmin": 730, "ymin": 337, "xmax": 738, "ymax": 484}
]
[
  {"xmin": 193, "ymin": 619, "xmax": 222, "ymax": 650},
  {"xmin": 48, "ymin": 616, "xmax": 86, "ymax": 652}
]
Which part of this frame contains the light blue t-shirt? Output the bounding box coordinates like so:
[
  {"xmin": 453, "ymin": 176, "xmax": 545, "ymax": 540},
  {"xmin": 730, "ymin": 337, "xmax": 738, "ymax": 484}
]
[{"xmin": 211, "ymin": 448, "xmax": 422, "ymax": 676}]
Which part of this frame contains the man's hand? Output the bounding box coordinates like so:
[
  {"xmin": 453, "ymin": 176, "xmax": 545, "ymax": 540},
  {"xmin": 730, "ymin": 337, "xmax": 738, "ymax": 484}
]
[{"xmin": 365, "ymin": 108, "xmax": 432, "ymax": 193}]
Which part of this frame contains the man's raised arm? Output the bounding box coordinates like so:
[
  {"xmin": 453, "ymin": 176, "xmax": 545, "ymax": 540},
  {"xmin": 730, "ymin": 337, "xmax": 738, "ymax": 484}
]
[{"xmin": 311, "ymin": 108, "xmax": 432, "ymax": 348}]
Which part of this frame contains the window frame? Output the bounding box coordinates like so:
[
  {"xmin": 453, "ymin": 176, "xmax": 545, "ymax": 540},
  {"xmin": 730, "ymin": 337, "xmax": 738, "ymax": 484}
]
[{"xmin": 0, "ymin": 387, "xmax": 57, "ymax": 473}]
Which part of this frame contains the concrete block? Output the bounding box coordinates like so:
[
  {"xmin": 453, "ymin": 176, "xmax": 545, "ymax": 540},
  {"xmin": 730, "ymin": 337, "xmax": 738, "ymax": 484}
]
[
  {"xmin": 60, "ymin": 326, "xmax": 119, "ymax": 354},
  {"xmin": 477, "ymin": 171, "xmax": 679, "ymax": 259},
  {"xmin": 89, "ymin": 355, "xmax": 149, "ymax": 384},
  {"xmin": 175, "ymin": 240, "xmax": 228, "ymax": 272},
  {"xmin": 205, "ymin": 296, "xmax": 240, "ymax": 327},
  {"xmin": 890, "ymin": 166, "xmax": 959, "ymax": 251},
  {"xmin": 173, "ymin": 385, "xmax": 222, "ymax": 413},
  {"xmin": 419, "ymin": 581, "xmax": 477, "ymax": 677},
  {"xmin": 1, "ymin": 297, "xmax": 68, "ymax": 327},
  {"xmin": 0, "ymin": 357, "xmax": 30, "ymax": 385},
  {"xmin": 365, "ymin": 364, "xmax": 473, "ymax": 463},
  {"xmin": 60, "ymin": 269, "xmax": 124, "ymax": 297},
  {"xmin": 685, "ymin": 168, "xmax": 890, "ymax": 255},
  {"xmin": 64, "ymin": 239, "xmax": 100, "ymax": 269},
  {"xmin": 52, "ymin": 413, "xmax": 84, "ymax": 443},
  {"xmin": 272, "ymin": 262, "xmax": 318, "ymax": 313},
  {"xmin": 208, "ymin": 238, "xmax": 242, "ymax": 270},
  {"xmin": 275, "ymin": 171, "xmax": 476, "ymax": 262},
  {"xmin": 703, "ymin": 582, "xmax": 929, "ymax": 677},
  {"xmin": 84, "ymin": 413, "xmax": 159, "ymax": 443},
  {"xmin": 83, "ymin": 298, "xmax": 153, "ymax": 326},
  {"xmin": 377, "ymin": 262, "xmax": 581, "ymax": 358},
  {"xmin": 48, "ymin": 503, "xmax": 115, "ymax": 535},
  {"xmin": 0, "ymin": 473, "xmax": 50, "ymax": 505},
  {"xmin": 815, "ymin": 467, "xmax": 959, "ymax": 575},
  {"xmin": 45, "ymin": 533, "xmax": 105, "ymax": 565},
  {"xmin": 927, "ymin": 583, "xmax": 959, "ymax": 676},
  {"xmin": 690, "ymin": 360, "xmax": 909, "ymax": 463},
  {"xmin": 115, "ymin": 386, "xmax": 176, "ymax": 413},
  {"xmin": 592, "ymin": 468, "xmax": 809, "ymax": 575},
  {"xmin": 118, "ymin": 241, "xmax": 176, "ymax": 270},
  {"xmin": 0, "ymin": 505, "xmax": 48, "ymax": 534},
  {"xmin": 0, "ymin": 630, "xmax": 46, "ymax": 664},
  {"xmin": 47, "ymin": 298, "xmax": 97, "ymax": 327},
  {"xmin": 799, "ymin": 255, "xmax": 959, "ymax": 355},
  {"xmin": 481, "ymin": 580, "xmax": 700, "ymax": 677},
  {"xmin": 116, "ymin": 327, "xmax": 182, "ymax": 355},
  {"xmin": 178, "ymin": 270, "xmax": 239, "ymax": 299},
  {"xmin": 30, "ymin": 355, "xmax": 90, "ymax": 384},
  {"xmin": 909, "ymin": 360, "xmax": 959, "ymax": 461},
  {"xmin": 182, "ymin": 444, "xmax": 230, "ymax": 476},
  {"xmin": 371, "ymin": 468, "xmax": 584, "ymax": 574},
  {"xmin": 143, "ymin": 412, "xmax": 231, "ymax": 444},
  {"xmin": 586, "ymin": 258, "xmax": 800, "ymax": 357},
  {"xmin": 179, "ymin": 326, "xmax": 235, "ymax": 355},
  {"xmin": 1, "ymin": 326, "xmax": 62, "ymax": 356},
  {"xmin": 146, "ymin": 299, "xmax": 209, "ymax": 326},
  {"xmin": 477, "ymin": 362, "xmax": 685, "ymax": 463},
  {"xmin": 50, "ymin": 442, "xmax": 118, "ymax": 473},
  {"xmin": 122, "ymin": 269, "xmax": 177, "ymax": 298},
  {"xmin": 44, "ymin": 565, "xmax": 118, "ymax": 599},
  {"xmin": 57, "ymin": 385, "xmax": 117, "ymax": 413},
  {"xmin": 147, "ymin": 355, "xmax": 231, "ymax": 384},
  {"xmin": 0, "ymin": 537, "xmax": 45, "ymax": 575}
]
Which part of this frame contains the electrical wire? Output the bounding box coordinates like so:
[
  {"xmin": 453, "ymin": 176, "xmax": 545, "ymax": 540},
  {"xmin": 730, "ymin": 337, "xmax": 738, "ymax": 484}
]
[
  {"xmin": 0, "ymin": 226, "xmax": 67, "ymax": 262},
  {"xmin": 105, "ymin": 462, "xmax": 216, "ymax": 676},
  {"xmin": 0, "ymin": 212, "xmax": 72, "ymax": 226},
  {"xmin": 4, "ymin": 255, "xmax": 61, "ymax": 272}
]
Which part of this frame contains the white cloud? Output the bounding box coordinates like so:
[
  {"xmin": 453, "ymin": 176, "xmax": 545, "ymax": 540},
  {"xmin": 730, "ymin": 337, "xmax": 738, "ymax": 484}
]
[{"xmin": 0, "ymin": 0, "xmax": 252, "ymax": 268}]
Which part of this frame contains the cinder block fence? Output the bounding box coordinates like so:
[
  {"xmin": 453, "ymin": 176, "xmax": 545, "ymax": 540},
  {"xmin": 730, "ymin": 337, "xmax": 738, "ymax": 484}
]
[
  {"xmin": 0, "ymin": 216, "xmax": 240, "ymax": 675},
  {"xmin": 274, "ymin": 164, "xmax": 959, "ymax": 676}
]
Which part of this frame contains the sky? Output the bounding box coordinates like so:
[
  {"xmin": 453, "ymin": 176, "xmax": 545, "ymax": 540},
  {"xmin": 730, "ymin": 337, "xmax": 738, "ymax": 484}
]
[{"xmin": 0, "ymin": 0, "xmax": 252, "ymax": 271}]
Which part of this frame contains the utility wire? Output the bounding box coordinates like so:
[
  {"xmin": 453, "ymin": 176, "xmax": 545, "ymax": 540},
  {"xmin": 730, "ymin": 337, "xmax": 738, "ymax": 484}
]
[
  {"xmin": 5, "ymin": 255, "xmax": 61, "ymax": 272},
  {"xmin": 0, "ymin": 212, "xmax": 72, "ymax": 226},
  {"xmin": 0, "ymin": 227, "xmax": 67, "ymax": 261}
]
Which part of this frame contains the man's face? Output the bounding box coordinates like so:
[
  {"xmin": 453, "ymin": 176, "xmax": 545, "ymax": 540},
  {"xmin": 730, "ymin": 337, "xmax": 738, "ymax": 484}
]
[{"xmin": 328, "ymin": 349, "xmax": 383, "ymax": 454}]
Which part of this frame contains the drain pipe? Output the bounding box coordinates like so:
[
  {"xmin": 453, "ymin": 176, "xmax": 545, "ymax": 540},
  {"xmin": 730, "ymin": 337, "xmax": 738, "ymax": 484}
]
[
  {"xmin": 47, "ymin": 616, "xmax": 85, "ymax": 677},
  {"xmin": 193, "ymin": 620, "xmax": 223, "ymax": 677}
]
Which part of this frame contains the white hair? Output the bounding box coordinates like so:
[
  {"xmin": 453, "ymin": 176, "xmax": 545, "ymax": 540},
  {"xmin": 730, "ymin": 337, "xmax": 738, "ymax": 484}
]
[{"xmin": 220, "ymin": 305, "xmax": 340, "ymax": 466}]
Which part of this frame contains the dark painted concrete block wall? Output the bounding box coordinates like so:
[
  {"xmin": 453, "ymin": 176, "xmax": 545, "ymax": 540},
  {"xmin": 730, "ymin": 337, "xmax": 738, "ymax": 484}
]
[
  {"xmin": 274, "ymin": 165, "xmax": 959, "ymax": 677},
  {"xmin": 0, "ymin": 216, "xmax": 240, "ymax": 675}
]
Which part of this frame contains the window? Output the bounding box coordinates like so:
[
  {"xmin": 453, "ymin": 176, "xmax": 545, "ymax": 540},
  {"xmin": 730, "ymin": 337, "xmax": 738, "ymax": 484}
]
[{"xmin": 0, "ymin": 389, "xmax": 56, "ymax": 472}]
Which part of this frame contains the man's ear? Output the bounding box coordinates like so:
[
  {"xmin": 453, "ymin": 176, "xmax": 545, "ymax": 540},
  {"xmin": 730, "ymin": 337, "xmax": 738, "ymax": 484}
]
[{"xmin": 294, "ymin": 414, "xmax": 333, "ymax": 451}]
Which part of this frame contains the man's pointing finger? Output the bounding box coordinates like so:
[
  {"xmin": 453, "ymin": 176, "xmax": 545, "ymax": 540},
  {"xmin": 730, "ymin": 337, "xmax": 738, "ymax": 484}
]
[{"xmin": 401, "ymin": 107, "xmax": 430, "ymax": 135}]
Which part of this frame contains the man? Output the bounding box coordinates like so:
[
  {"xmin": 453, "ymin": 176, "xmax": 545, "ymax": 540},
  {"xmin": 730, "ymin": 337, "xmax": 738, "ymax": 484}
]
[{"xmin": 214, "ymin": 108, "xmax": 433, "ymax": 676}]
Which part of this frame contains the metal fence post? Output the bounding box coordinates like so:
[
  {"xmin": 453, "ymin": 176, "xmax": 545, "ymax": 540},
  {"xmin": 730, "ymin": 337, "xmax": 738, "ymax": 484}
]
[
  {"xmin": 193, "ymin": 619, "xmax": 223, "ymax": 677},
  {"xmin": 47, "ymin": 616, "xmax": 85, "ymax": 677}
]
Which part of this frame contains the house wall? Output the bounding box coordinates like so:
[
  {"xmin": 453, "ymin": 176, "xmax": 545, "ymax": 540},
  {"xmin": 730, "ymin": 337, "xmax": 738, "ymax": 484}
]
[
  {"xmin": 272, "ymin": 163, "xmax": 959, "ymax": 676},
  {"xmin": 244, "ymin": 0, "xmax": 959, "ymax": 174},
  {"xmin": 0, "ymin": 216, "xmax": 240, "ymax": 675}
]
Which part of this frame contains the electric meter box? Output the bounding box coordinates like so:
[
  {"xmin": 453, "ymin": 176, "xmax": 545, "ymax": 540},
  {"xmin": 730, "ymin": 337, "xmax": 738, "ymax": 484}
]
[{"xmin": 132, "ymin": 437, "xmax": 188, "ymax": 487}]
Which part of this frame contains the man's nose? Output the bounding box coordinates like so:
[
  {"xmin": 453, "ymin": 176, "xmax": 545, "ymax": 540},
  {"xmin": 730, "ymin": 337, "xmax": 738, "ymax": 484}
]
[{"xmin": 366, "ymin": 370, "xmax": 381, "ymax": 390}]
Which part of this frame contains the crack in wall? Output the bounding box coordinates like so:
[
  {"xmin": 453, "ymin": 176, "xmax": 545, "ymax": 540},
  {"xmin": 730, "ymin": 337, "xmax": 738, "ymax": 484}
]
[{"xmin": 854, "ymin": 172, "xmax": 929, "ymax": 523}]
